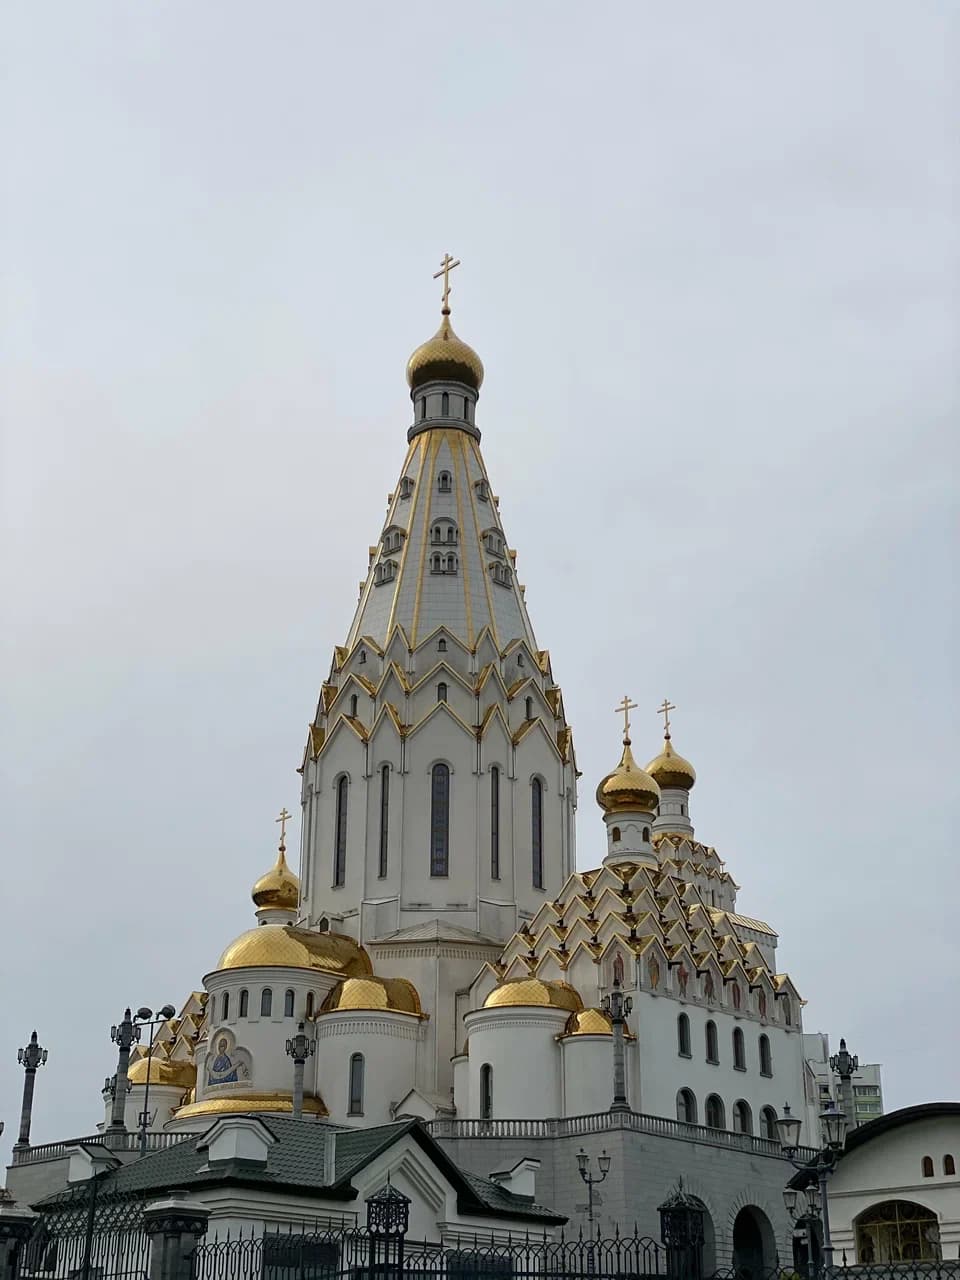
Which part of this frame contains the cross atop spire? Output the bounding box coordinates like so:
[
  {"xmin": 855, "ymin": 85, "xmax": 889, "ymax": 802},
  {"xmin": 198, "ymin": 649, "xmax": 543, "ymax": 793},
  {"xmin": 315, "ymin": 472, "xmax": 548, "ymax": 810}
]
[
  {"xmin": 275, "ymin": 806, "xmax": 292, "ymax": 850},
  {"xmin": 433, "ymin": 253, "xmax": 461, "ymax": 313},
  {"xmin": 614, "ymin": 694, "xmax": 638, "ymax": 744},
  {"xmin": 657, "ymin": 698, "xmax": 676, "ymax": 739}
]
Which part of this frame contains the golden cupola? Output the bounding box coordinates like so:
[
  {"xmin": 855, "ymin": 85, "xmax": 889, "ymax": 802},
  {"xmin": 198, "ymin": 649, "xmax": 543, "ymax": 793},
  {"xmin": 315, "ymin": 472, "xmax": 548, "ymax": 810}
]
[
  {"xmin": 596, "ymin": 735, "xmax": 661, "ymax": 815},
  {"xmin": 646, "ymin": 732, "xmax": 696, "ymax": 792},
  {"xmin": 406, "ymin": 309, "xmax": 484, "ymax": 393},
  {"xmin": 251, "ymin": 839, "xmax": 300, "ymax": 913}
]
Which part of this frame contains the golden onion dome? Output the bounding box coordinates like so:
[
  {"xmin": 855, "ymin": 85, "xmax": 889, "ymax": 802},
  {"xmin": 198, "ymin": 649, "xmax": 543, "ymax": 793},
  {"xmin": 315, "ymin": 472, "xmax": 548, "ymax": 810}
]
[
  {"xmin": 173, "ymin": 1091, "xmax": 328, "ymax": 1121},
  {"xmin": 483, "ymin": 978, "xmax": 583, "ymax": 1012},
  {"xmin": 127, "ymin": 1055, "xmax": 197, "ymax": 1090},
  {"xmin": 646, "ymin": 734, "xmax": 696, "ymax": 791},
  {"xmin": 320, "ymin": 976, "xmax": 424, "ymax": 1017},
  {"xmin": 406, "ymin": 310, "xmax": 484, "ymax": 393},
  {"xmin": 596, "ymin": 737, "xmax": 661, "ymax": 814},
  {"xmin": 216, "ymin": 925, "xmax": 372, "ymax": 977},
  {"xmin": 562, "ymin": 1008, "xmax": 614, "ymax": 1037},
  {"xmin": 251, "ymin": 842, "xmax": 300, "ymax": 912}
]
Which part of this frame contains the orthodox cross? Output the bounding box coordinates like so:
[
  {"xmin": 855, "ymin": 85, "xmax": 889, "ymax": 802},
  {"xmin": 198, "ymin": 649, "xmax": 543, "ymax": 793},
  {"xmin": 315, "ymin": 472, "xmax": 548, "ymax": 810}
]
[
  {"xmin": 433, "ymin": 253, "xmax": 461, "ymax": 310},
  {"xmin": 275, "ymin": 807, "xmax": 292, "ymax": 847},
  {"xmin": 657, "ymin": 698, "xmax": 676, "ymax": 737},
  {"xmin": 615, "ymin": 694, "xmax": 638, "ymax": 742}
]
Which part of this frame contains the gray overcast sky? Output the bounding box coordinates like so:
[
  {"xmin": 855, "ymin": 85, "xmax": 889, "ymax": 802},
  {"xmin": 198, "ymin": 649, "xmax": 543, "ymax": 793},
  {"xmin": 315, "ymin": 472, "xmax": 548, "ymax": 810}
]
[{"xmin": 2, "ymin": 3, "xmax": 956, "ymax": 1159}]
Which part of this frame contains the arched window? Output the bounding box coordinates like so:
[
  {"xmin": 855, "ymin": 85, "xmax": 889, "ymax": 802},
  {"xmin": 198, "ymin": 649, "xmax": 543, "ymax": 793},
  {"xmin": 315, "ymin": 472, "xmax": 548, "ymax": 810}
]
[
  {"xmin": 856, "ymin": 1200, "xmax": 941, "ymax": 1262},
  {"xmin": 419, "ymin": 397, "xmax": 426, "ymax": 421},
  {"xmin": 705, "ymin": 1020, "xmax": 719, "ymax": 1064},
  {"xmin": 221, "ymin": 991, "xmax": 230, "ymax": 1021},
  {"xmin": 677, "ymin": 1089, "xmax": 697, "ymax": 1124},
  {"xmin": 441, "ymin": 391, "xmax": 449, "ymax": 416},
  {"xmin": 490, "ymin": 766, "xmax": 500, "ymax": 879},
  {"xmin": 760, "ymin": 1106, "xmax": 778, "ymax": 1141},
  {"xmin": 531, "ymin": 777, "xmax": 544, "ymax": 889},
  {"xmin": 438, "ymin": 470, "xmax": 452, "ymax": 493},
  {"xmin": 438, "ymin": 637, "xmax": 447, "ymax": 651},
  {"xmin": 431, "ymin": 553, "xmax": 442, "ymax": 572},
  {"xmin": 359, "ymin": 649, "xmax": 366, "ymax": 664},
  {"xmin": 430, "ymin": 763, "xmax": 450, "ymax": 876},
  {"xmin": 945, "ymin": 1155, "xmax": 956, "ymax": 1175},
  {"xmin": 446, "ymin": 554, "xmax": 456, "ymax": 573},
  {"xmin": 480, "ymin": 1064, "xmax": 493, "ymax": 1120},
  {"xmin": 238, "ymin": 989, "xmax": 249, "ymax": 1018},
  {"xmin": 348, "ymin": 1053, "xmax": 364, "ymax": 1116},
  {"xmin": 677, "ymin": 1013, "xmax": 691, "ymax": 1057},
  {"xmin": 525, "ymin": 696, "xmax": 533, "ymax": 719},
  {"xmin": 732, "ymin": 1100, "xmax": 753, "ymax": 1135},
  {"xmin": 260, "ymin": 988, "xmax": 272, "ymax": 1017},
  {"xmin": 759, "ymin": 1034, "xmax": 773, "ymax": 1076},
  {"xmin": 782, "ymin": 996, "xmax": 792, "ymax": 1026},
  {"xmin": 437, "ymin": 682, "xmax": 447, "ymax": 702},
  {"xmin": 611, "ymin": 826, "xmax": 621, "ymax": 842},
  {"xmin": 642, "ymin": 826, "xmax": 651, "ymax": 841},
  {"xmin": 284, "ymin": 989, "xmax": 295, "ymax": 1018},
  {"xmin": 705, "ymin": 1095, "xmax": 725, "ymax": 1130},
  {"xmin": 378, "ymin": 764, "xmax": 390, "ymax": 878},
  {"xmin": 733, "ymin": 1027, "xmax": 746, "ymax": 1070},
  {"xmin": 921, "ymin": 1156, "xmax": 934, "ymax": 1178},
  {"xmin": 333, "ymin": 776, "xmax": 348, "ymax": 887},
  {"xmin": 305, "ymin": 992, "xmax": 314, "ymax": 1018},
  {"xmin": 517, "ymin": 652, "xmax": 524, "ymax": 667},
  {"xmin": 349, "ymin": 694, "xmax": 358, "ymax": 717}
]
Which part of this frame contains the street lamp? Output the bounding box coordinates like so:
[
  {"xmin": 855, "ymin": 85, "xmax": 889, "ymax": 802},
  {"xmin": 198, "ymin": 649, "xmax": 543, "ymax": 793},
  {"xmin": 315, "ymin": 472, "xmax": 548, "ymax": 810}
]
[
  {"xmin": 107, "ymin": 1009, "xmax": 140, "ymax": 1137},
  {"xmin": 13, "ymin": 1032, "xmax": 49, "ymax": 1151},
  {"xmin": 829, "ymin": 1038, "xmax": 859, "ymax": 1133},
  {"xmin": 777, "ymin": 1100, "xmax": 848, "ymax": 1272},
  {"xmin": 782, "ymin": 1182, "xmax": 823, "ymax": 1279},
  {"xmin": 577, "ymin": 1148, "xmax": 611, "ymax": 1225},
  {"xmin": 601, "ymin": 977, "xmax": 633, "ymax": 1113},
  {"xmin": 134, "ymin": 1005, "xmax": 176, "ymax": 1156},
  {"xmin": 285, "ymin": 1021, "xmax": 316, "ymax": 1120}
]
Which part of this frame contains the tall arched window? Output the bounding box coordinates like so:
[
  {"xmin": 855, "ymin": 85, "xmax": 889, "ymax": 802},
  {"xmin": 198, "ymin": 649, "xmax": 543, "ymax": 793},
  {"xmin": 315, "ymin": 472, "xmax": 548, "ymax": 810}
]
[
  {"xmin": 437, "ymin": 682, "xmax": 448, "ymax": 702},
  {"xmin": 480, "ymin": 1064, "xmax": 493, "ymax": 1120},
  {"xmin": 732, "ymin": 1100, "xmax": 753, "ymax": 1135},
  {"xmin": 221, "ymin": 991, "xmax": 230, "ymax": 1021},
  {"xmin": 733, "ymin": 1027, "xmax": 746, "ymax": 1070},
  {"xmin": 238, "ymin": 989, "xmax": 249, "ymax": 1018},
  {"xmin": 419, "ymin": 397, "xmax": 426, "ymax": 421},
  {"xmin": 441, "ymin": 392, "xmax": 449, "ymax": 416},
  {"xmin": 782, "ymin": 996, "xmax": 793, "ymax": 1026},
  {"xmin": 677, "ymin": 1089, "xmax": 697, "ymax": 1124},
  {"xmin": 531, "ymin": 778, "xmax": 544, "ymax": 889},
  {"xmin": 705, "ymin": 1020, "xmax": 719, "ymax": 1064},
  {"xmin": 430, "ymin": 763, "xmax": 450, "ymax": 876},
  {"xmin": 348, "ymin": 1053, "xmax": 364, "ymax": 1116},
  {"xmin": 305, "ymin": 992, "xmax": 314, "ymax": 1018},
  {"xmin": 333, "ymin": 776, "xmax": 348, "ymax": 887},
  {"xmin": 490, "ymin": 766, "xmax": 500, "ymax": 879},
  {"xmin": 525, "ymin": 696, "xmax": 534, "ymax": 719},
  {"xmin": 705, "ymin": 1095, "xmax": 725, "ymax": 1130},
  {"xmin": 283, "ymin": 989, "xmax": 295, "ymax": 1018},
  {"xmin": 760, "ymin": 1106, "xmax": 778, "ymax": 1140},
  {"xmin": 677, "ymin": 1013, "xmax": 691, "ymax": 1057},
  {"xmin": 349, "ymin": 693, "xmax": 358, "ymax": 717},
  {"xmin": 921, "ymin": 1156, "xmax": 934, "ymax": 1177},
  {"xmin": 378, "ymin": 764, "xmax": 390, "ymax": 878},
  {"xmin": 759, "ymin": 1034, "xmax": 773, "ymax": 1076},
  {"xmin": 260, "ymin": 988, "xmax": 273, "ymax": 1017},
  {"xmin": 945, "ymin": 1155, "xmax": 956, "ymax": 1175},
  {"xmin": 438, "ymin": 637, "xmax": 447, "ymax": 651}
]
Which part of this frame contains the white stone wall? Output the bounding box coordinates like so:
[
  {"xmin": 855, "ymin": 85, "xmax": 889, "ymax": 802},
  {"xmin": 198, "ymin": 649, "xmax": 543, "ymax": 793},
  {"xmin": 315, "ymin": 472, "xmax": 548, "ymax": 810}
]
[
  {"xmin": 461, "ymin": 1006, "xmax": 570, "ymax": 1119},
  {"xmin": 314, "ymin": 1010, "xmax": 424, "ymax": 1125}
]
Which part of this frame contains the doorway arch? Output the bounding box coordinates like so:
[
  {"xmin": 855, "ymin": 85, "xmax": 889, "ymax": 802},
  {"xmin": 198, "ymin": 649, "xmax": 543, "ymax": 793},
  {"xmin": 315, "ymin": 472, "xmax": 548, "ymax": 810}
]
[{"xmin": 732, "ymin": 1206, "xmax": 776, "ymax": 1277}]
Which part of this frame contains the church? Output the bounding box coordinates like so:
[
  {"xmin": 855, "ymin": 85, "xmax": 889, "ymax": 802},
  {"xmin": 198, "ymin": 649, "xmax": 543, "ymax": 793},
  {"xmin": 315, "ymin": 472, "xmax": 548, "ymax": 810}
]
[{"xmin": 6, "ymin": 261, "xmax": 826, "ymax": 1271}]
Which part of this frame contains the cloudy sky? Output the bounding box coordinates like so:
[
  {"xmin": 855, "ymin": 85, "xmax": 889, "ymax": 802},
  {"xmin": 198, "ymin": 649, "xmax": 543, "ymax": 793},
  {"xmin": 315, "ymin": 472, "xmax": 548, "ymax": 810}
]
[{"xmin": 2, "ymin": 3, "xmax": 956, "ymax": 1158}]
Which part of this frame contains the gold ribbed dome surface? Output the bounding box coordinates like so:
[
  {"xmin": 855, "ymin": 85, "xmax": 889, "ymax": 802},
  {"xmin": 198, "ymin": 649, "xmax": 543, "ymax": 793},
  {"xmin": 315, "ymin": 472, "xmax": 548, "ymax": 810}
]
[
  {"xmin": 596, "ymin": 738, "xmax": 661, "ymax": 814},
  {"xmin": 483, "ymin": 978, "xmax": 583, "ymax": 1011},
  {"xmin": 173, "ymin": 1091, "xmax": 328, "ymax": 1121},
  {"xmin": 406, "ymin": 311, "xmax": 484, "ymax": 392},
  {"xmin": 251, "ymin": 844, "xmax": 300, "ymax": 911},
  {"xmin": 645, "ymin": 736, "xmax": 696, "ymax": 790},
  {"xmin": 562, "ymin": 1008, "xmax": 614, "ymax": 1037},
  {"xmin": 216, "ymin": 925, "xmax": 372, "ymax": 976},
  {"xmin": 320, "ymin": 976, "xmax": 424, "ymax": 1017},
  {"xmin": 127, "ymin": 1055, "xmax": 196, "ymax": 1090}
]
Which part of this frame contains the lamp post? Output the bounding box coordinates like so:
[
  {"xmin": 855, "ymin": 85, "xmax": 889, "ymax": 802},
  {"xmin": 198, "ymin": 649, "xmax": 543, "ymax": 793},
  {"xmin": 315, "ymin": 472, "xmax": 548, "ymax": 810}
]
[
  {"xmin": 134, "ymin": 1005, "xmax": 176, "ymax": 1156},
  {"xmin": 601, "ymin": 977, "xmax": 632, "ymax": 1113},
  {"xmin": 829, "ymin": 1038, "xmax": 859, "ymax": 1133},
  {"xmin": 285, "ymin": 1021, "xmax": 316, "ymax": 1120},
  {"xmin": 14, "ymin": 1032, "xmax": 48, "ymax": 1151},
  {"xmin": 777, "ymin": 1099, "xmax": 848, "ymax": 1273},
  {"xmin": 107, "ymin": 1010, "xmax": 140, "ymax": 1138},
  {"xmin": 577, "ymin": 1148, "xmax": 611, "ymax": 1225},
  {"xmin": 782, "ymin": 1183, "xmax": 822, "ymax": 1279}
]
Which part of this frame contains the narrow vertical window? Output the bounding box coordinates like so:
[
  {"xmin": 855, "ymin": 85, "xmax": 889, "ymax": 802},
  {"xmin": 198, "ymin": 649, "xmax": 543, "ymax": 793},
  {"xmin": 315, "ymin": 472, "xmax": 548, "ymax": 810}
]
[
  {"xmin": 480, "ymin": 1064, "xmax": 493, "ymax": 1120},
  {"xmin": 921, "ymin": 1156, "xmax": 934, "ymax": 1177},
  {"xmin": 733, "ymin": 1027, "xmax": 746, "ymax": 1070},
  {"xmin": 759, "ymin": 1034, "xmax": 772, "ymax": 1076},
  {"xmin": 531, "ymin": 777, "xmax": 544, "ymax": 889},
  {"xmin": 430, "ymin": 763, "xmax": 450, "ymax": 876},
  {"xmin": 441, "ymin": 392, "xmax": 449, "ymax": 416},
  {"xmin": 333, "ymin": 776, "xmax": 348, "ymax": 887},
  {"xmin": 437, "ymin": 682, "xmax": 448, "ymax": 702},
  {"xmin": 525, "ymin": 696, "xmax": 534, "ymax": 719},
  {"xmin": 349, "ymin": 694, "xmax": 358, "ymax": 717},
  {"xmin": 305, "ymin": 992, "xmax": 314, "ymax": 1018},
  {"xmin": 677, "ymin": 1013, "xmax": 691, "ymax": 1056},
  {"xmin": 238, "ymin": 989, "xmax": 248, "ymax": 1017},
  {"xmin": 260, "ymin": 988, "xmax": 272, "ymax": 1017},
  {"xmin": 419, "ymin": 397, "xmax": 426, "ymax": 421},
  {"xmin": 705, "ymin": 1020, "xmax": 719, "ymax": 1063},
  {"xmin": 348, "ymin": 1053, "xmax": 365, "ymax": 1116},
  {"xmin": 379, "ymin": 764, "xmax": 390, "ymax": 878},
  {"xmin": 490, "ymin": 766, "xmax": 500, "ymax": 879},
  {"xmin": 222, "ymin": 992, "xmax": 230, "ymax": 1021},
  {"xmin": 284, "ymin": 989, "xmax": 295, "ymax": 1018}
]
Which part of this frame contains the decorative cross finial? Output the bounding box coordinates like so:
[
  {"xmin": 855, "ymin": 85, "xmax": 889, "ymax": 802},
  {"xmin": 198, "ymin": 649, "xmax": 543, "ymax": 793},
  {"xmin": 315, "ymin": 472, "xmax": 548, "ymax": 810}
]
[
  {"xmin": 275, "ymin": 807, "xmax": 292, "ymax": 849},
  {"xmin": 433, "ymin": 253, "xmax": 461, "ymax": 312},
  {"xmin": 657, "ymin": 698, "xmax": 676, "ymax": 739},
  {"xmin": 615, "ymin": 694, "xmax": 638, "ymax": 744}
]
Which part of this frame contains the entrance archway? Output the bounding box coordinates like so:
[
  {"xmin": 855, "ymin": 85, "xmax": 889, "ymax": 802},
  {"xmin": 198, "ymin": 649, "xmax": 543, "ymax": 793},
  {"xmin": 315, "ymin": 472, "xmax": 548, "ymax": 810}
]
[{"xmin": 732, "ymin": 1206, "xmax": 776, "ymax": 1278}]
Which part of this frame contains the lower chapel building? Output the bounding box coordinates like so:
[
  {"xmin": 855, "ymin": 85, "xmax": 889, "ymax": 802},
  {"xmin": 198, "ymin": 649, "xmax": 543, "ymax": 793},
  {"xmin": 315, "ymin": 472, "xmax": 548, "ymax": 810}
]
[{"xmin": 6, "ymin": 281, "xmax": 957, "ymax": 1269}]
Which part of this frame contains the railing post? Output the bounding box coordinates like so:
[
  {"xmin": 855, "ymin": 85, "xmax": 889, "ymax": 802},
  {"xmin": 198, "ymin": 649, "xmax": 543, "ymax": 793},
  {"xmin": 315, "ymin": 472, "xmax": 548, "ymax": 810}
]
[
  {"xmin": 0, "ymin": 1193, "xmax": 36, "ymax": 1280},
  {"xmin": 143, "ymin": 1192, "xmax": 210, "ymax": 1280}
]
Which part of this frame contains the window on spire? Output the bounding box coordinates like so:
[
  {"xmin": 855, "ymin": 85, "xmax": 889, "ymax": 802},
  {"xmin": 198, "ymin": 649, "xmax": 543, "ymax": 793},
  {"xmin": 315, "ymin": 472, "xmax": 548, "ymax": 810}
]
[
  {"xmin": 399, "ymin": 476, "xmax": 414, "ymax": 500},
  {"xmin": 438, "ymin": 471, "xmax": 452, "ymax": 493},
  {"xmin": 525, "ymin": 696, "xmax": 534, "ymax": 720},
  {"xmin": 490, "ymin": 766, "xmax": 500, "ymax": 880},
  {"xmin": 349, "ymin": 694, "xmax": 358, "ymax": 717},
  {"xmin": 333, "ymin": 776, "xmax": 348, "ymax": 887},
  {"xmin": 430, "ymin": 763, "xmax": 450, "ymax": 876},
  {"xmin": 531, "ymin": 777, "xmax": 544, "ymax": 889},
  {"xmin": 437, "ymin": 682, "xmax": 447, "ymax": 702},
  {"xmin": 441, "ymin": 392, "xmax": 449, "ymax": 416},
  {"xmin": 419, "ymin": 398, "xmax": 427, "ymax": 422},
  {"xmin": 438, "ymin": 638, "xmax": 447, "ymax": 651},
  {"xmin": 379, "ymin": 764, "xmax": 390, "ymax": 878},
  {"xmin": 475, "ymin": 479, "xmax": 489, "ymax": 502}
]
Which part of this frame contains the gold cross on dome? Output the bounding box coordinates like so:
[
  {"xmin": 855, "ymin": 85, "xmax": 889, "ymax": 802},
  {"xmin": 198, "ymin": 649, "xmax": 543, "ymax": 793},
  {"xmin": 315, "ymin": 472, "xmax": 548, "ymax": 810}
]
[
  {"xmin": 433, "ymin": 253, "xmax": 461, "ymax": 310},
  {"xmin": 615, "ymin": 694, "xmax": 638, "ymax": 742},
  {"xmin": 657, "ymin": 698, "xmax": 676, "ymax": 737},
  {"xmin": 275, "ymin": 807, "xmax": 292, "ymax": 846}
]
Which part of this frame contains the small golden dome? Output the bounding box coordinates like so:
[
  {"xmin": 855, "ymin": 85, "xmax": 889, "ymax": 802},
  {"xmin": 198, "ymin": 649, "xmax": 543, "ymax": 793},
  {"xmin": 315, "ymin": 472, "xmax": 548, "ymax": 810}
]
[
  {"xmin": 646, "ymin": 735, "xmax": 696, "ymax": 791},
  {"xmin": 216, "ymin": 925, "xmax": 372, "ymax": 977},
  {"xmin": 320, "ymin": 976, "xmax": 424, "ymax": 1017},
  {"xmin": 127, "ymin": 1055, "xmax": 196, "ymax": 1090},
  {"xmin": 406, "ymin": 310, "xmax": 484, "ymax": 393},
  {"xmin": 596, "ymin": 737, "xmax": 660, "ymax": 814},
  {"xmin": 563, "ymin": 1008, "xmax": 613, "ymax": 1037},
  {"xmin": 483, "ymin": 978, "xmax": 583, "ymax": 1012},
  {"xmin": 173, "ymin": 1091, "xmax": 328, "ymax": 1121},
  {"xmin": 251, "ymin": 842, "xmax": 300, "ymax": 912}
]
